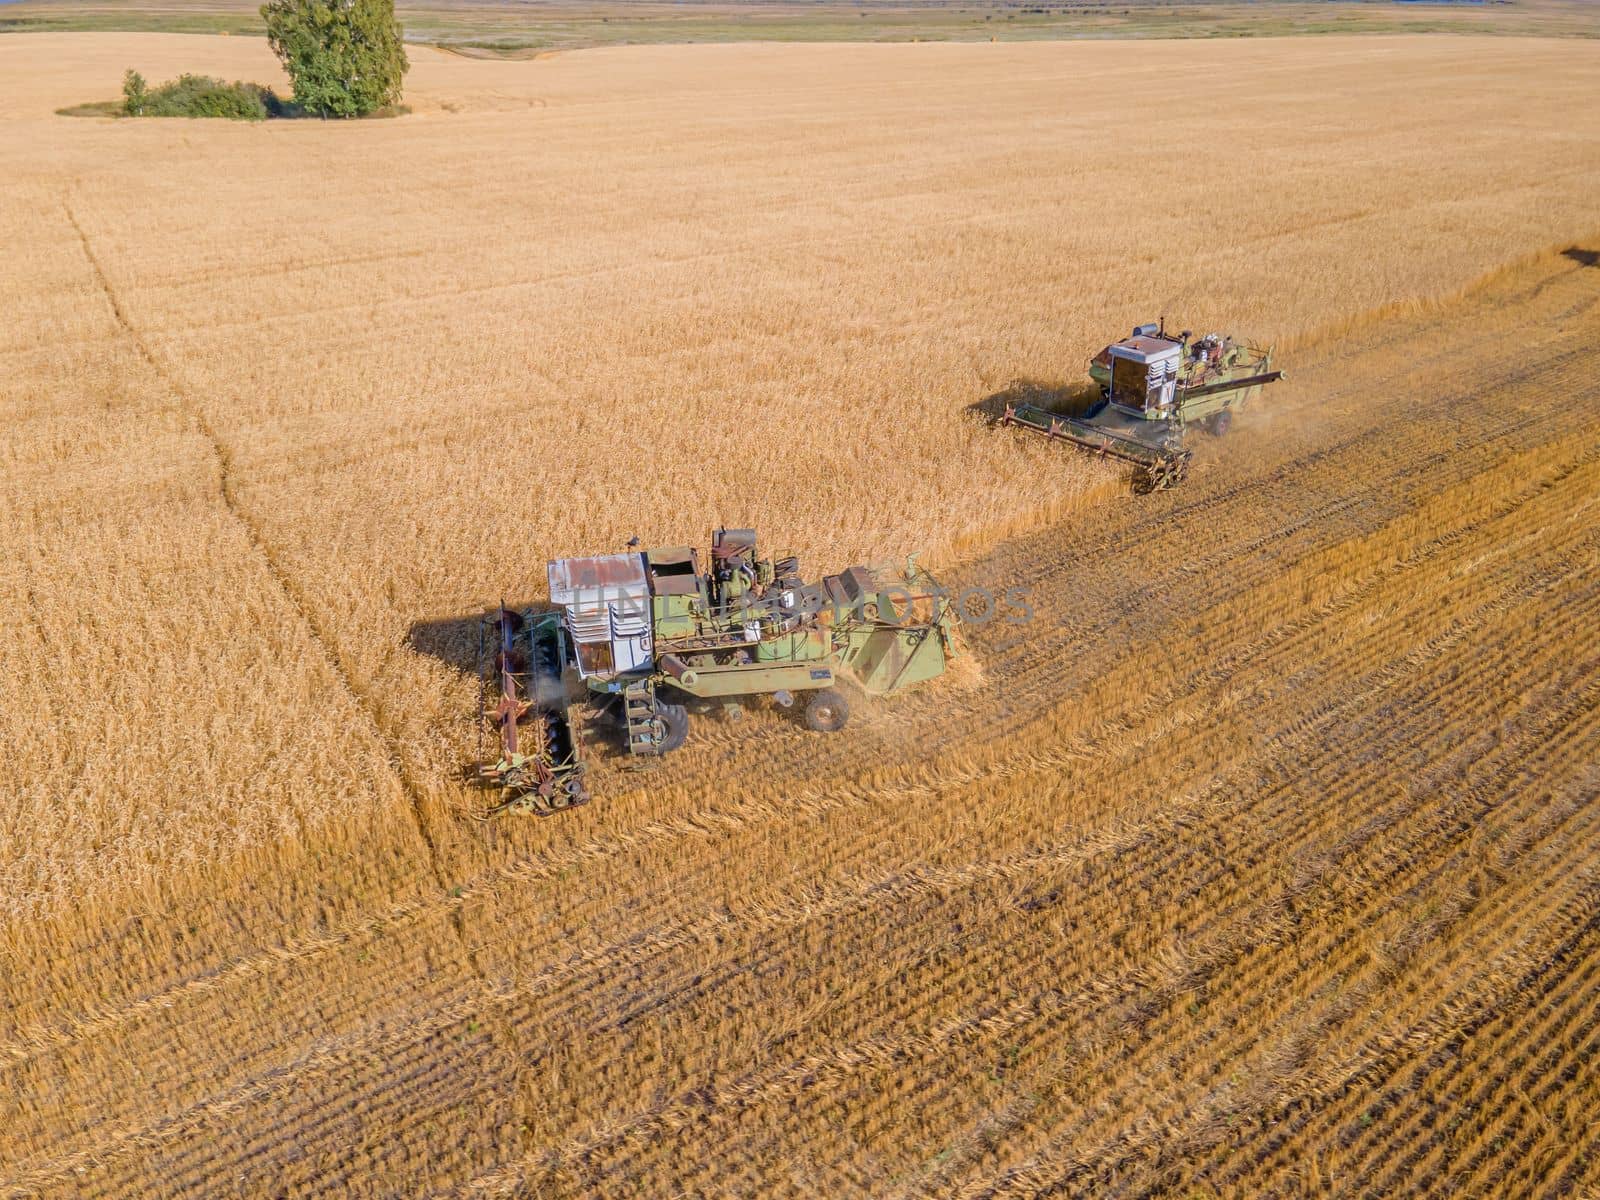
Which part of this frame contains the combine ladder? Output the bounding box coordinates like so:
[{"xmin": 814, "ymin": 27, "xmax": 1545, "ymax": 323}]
[{"xmin": 622, "ymin": 678, "xmax": 661, "ymax": 755}]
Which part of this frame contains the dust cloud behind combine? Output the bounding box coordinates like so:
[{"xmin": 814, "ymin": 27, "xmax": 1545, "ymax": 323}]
[{"xmin": 3, "ymin": 31, "xmax": 1599, "ymax": 1197}]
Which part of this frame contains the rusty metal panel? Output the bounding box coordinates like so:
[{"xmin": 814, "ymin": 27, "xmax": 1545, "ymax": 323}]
[
  {"xmin": 647, "ymin": 546, "xmax": 696, "ymax": 567},
  {"xmin": 548, "ymin": 552, "xmax": 648, "ymax": 605},
  {"xmin": 840, "ymin": 565, "xmax": 876, "ymax": 601},
  {"xmin": 712, "ymin": 527, "xmax": 757, "ymax": 561},
  {"xmin": 647, "ymin": 546, "xmax": 702, "ymax": 596},
  {"xmin": 820, "ymin": 565, "xmax": 879, "ymax": 611}
]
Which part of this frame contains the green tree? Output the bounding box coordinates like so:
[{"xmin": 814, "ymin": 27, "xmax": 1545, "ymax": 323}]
[
  {"xmin": 122, "ymin": 69, "xmax": 148, "ymax": 116},
  {"xmin": 260, "ymin": 0, "xmax": 408, "ymax": 118}
]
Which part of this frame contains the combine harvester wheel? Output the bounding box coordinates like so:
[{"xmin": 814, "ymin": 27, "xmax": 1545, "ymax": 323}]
[{"xmin": 803, "ymin": 688, "xmax": 850, "ymax": 733}]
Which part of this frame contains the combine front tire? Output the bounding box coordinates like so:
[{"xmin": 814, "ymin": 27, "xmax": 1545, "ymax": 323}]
[
  {"xmin": 804, "ymin": 688, "xmax": 849, "ymax": 733},
  {"xmin": 655, "ymin": 702, "xmax": 690, "ymax": 753},
  {"xmin": 1208, "ymin": 409, "xmax": 1233, "ymax": 437},
  {"xmin": 549, "ymin": 766, "xmax": 590, "ymax": 809}
]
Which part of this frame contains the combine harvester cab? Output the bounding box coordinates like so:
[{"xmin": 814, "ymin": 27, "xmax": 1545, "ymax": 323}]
[
  {"xmin": 477, "ymin": 529, "xmax": 958, "ymax": 813},
  {"xmin": 1001, "ymin": 321, "xmax": 1281, "ymax": 491}
]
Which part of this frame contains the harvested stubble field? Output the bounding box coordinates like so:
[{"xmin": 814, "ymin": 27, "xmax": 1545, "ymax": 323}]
[{"xmin": 2, "ymin": 30, "xmax": 1599, "ymax": 1197}]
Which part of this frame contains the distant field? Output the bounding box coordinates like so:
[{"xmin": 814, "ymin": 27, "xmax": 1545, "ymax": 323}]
[
  {"xmin": 2, "ymin": 0, "xmax": 1598, "ymax": 45},
  {"xmin": 3, "ymin": 30, "xmax": 1599, "ymax": 1198}
]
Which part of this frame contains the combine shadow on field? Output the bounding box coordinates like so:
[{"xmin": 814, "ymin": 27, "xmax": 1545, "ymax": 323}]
[
  {"xmin": 408, "ymin": 607, "xmax": 544, "ymax": 680},
  {"xmin": 1562, "ymin": 247, "xmax": 1600, "ymax": 269},
  {"xmin": 967, "ymin": 377, "xmax": 1100, "ymax": 424},
  {"xmin": 410, "ymin": 607, "xmax": 639, "ymax": 767}
]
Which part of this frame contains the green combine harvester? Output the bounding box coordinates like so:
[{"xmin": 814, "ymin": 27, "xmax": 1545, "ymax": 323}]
[
  {"xmin": 1001, "ymin": 322, "xmax": 1282, "ymax": 491},
  {"xmin": 479, "ymin": 528, "xmax": 959, "ymax": 813}
]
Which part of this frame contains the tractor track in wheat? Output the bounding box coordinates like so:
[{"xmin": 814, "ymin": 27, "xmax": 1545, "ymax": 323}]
[{"xmin": 61, "ymin": 196, "xmax": 452, "ymax": 891}]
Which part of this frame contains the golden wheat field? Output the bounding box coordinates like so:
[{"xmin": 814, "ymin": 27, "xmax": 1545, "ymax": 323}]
[{"xmin": 2, "ymin": 29, "xmax": 1599, "ymax": 1197}]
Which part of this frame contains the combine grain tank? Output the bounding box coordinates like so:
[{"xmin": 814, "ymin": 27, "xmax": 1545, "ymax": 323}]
[{"xmin": 1001, "ymin": 321, "xmax": 1282, "ymax": 491}]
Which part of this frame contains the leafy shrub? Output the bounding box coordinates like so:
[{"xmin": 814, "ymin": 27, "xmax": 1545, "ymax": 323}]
[
  {"xmin": 121, "ymin": 72, "xmax": 284, "ymax": 121},
  {"xmin": 261, "ymin": 0, "xmax": 408, "ymax": 118},
  {"xmin": 122, "ymin": 69, "xmax": 148, "ymax": 115}
]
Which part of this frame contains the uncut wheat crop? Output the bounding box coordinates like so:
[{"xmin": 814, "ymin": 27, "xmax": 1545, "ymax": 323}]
[{"xmin": 2, "ymin": 28, "xmax": 1599, "ymax": 1198}]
